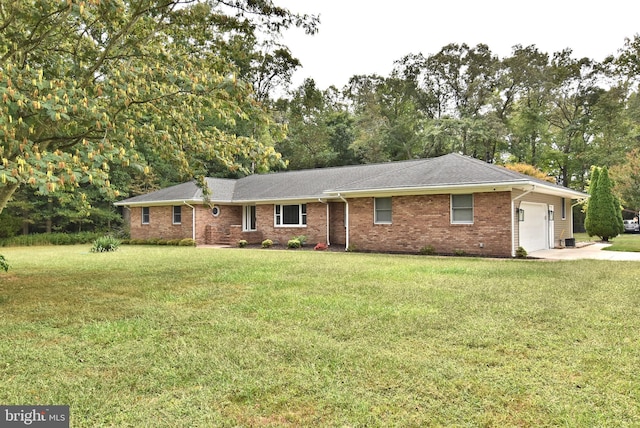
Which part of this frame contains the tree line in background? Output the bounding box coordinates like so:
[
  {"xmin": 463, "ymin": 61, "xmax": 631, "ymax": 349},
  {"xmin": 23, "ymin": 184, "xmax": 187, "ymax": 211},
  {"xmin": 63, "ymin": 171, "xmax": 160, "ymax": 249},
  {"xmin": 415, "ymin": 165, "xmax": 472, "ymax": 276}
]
[
  {"xmin": 274, "ymin": 40, "xmax": 640, "ymax": 230},
  {"xmin": 1, "ymin": 0, "xmax": 639, "ymax": 238}
]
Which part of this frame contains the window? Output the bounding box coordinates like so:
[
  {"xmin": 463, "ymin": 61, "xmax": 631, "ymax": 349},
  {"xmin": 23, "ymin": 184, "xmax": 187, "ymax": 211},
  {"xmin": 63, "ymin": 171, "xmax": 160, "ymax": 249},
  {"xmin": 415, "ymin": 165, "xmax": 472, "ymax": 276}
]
[
  {"xmin": 451, "ymin": 194, "xmax": 473, "ymax": 224},
  {"xmin": 275, "ymin": 204, "xmax": 306, "ymax": 227},
  {"xmin": 172, "ymin": 206, "xmax": 182, "ymax": 224},
  {"xmin": 374, "ymin": 197, "xmax": 392, "ymax": 224},
  {"xmin": 561, "ymin": 198, "xmax": 566, "ymax": 220},
  {"xmin": 142, "ymin": 207, "xmax": 150, "ymax": 224},
  {"xmin": 243, "ymin": 205, "xmax": 257, "ymax": 231}
]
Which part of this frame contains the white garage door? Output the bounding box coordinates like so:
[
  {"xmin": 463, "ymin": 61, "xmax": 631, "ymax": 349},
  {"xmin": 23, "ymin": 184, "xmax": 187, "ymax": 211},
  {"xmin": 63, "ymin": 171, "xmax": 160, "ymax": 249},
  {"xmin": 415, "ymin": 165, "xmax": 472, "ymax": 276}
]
[{"xmin": 519, "ymin": 202, "xmax": 548, "ymax": 252}]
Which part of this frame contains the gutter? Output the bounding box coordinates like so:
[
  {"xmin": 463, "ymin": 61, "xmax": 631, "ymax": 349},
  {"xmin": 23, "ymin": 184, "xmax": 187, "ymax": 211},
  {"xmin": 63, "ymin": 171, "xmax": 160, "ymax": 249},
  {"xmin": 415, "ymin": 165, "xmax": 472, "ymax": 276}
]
[
  {"xmin": 183, "ymin": 201, "xmax": 196, "ymax": 242},
  {"xmin": 511, "ymin": 185, "xmax": 535, "ymax": 257},
  {"xmin": 338, "ymin": 193, "xmax": 349, "ymax": 251},
  {"xmin": 324, "ymin": 180, "xmax": 587, "ymax": 200}
]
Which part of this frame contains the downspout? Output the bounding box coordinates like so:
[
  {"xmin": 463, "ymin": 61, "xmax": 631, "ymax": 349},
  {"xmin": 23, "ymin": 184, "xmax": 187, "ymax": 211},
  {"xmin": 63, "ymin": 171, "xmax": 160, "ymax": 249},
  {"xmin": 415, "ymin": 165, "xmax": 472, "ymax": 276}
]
[
  {"xmin": 183, "ymin": 202, "xmax": 196, "ymax": 242},
  {"xmin": 338, "ymin": 193, "xmax": 349, "ymax": 251},
  {"xmin": 511, "ymin": 185, "xmax": 535, "ymax": 257},
  {"xmin": 318, "ymin": 199, "xmax": 330, "ymax": 246}
]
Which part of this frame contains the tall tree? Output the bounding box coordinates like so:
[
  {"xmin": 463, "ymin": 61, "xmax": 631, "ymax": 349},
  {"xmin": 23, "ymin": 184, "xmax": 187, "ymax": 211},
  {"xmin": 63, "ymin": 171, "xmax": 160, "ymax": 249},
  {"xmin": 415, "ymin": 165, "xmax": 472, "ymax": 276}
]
[
  {"xmin": 585, "ymin": 167, "xmax": 623, "ymax": 241},
  {"xmin": 610, "ymin": 147, "xmax": 640, "ymax": 214},
  {"xmin": 275, "ymin": 78, "xmax": 333, "ymax": 169},
  {"xmin": 497, "ymin": 45, "xmax": 551, "ymax": 165},
  {"xmin": 0, "ymin": 0, "xmax": 317, "ymax": 214}
]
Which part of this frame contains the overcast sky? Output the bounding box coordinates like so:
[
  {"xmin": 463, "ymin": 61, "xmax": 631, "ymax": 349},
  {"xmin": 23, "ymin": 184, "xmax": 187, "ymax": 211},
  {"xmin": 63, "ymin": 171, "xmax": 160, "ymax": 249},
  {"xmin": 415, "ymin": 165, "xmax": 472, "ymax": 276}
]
[{"xmin": 276, "ymin": 0, "xmax": 640, "ymax": 90}]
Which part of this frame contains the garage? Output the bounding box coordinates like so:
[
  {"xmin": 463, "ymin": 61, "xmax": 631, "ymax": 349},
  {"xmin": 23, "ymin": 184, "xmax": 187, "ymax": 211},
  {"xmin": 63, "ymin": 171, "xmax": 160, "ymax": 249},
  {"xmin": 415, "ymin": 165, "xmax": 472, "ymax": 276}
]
[{"xmin": 519, "ymin": 202, "xmax": 548, "ymax": 252}]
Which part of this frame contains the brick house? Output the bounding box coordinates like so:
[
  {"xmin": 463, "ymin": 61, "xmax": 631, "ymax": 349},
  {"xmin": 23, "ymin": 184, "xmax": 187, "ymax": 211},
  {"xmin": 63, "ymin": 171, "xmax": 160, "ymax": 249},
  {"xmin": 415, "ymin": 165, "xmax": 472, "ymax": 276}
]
[{"xmin": 114, "ymin": 153, "xmax": 587, "ymax": 257}]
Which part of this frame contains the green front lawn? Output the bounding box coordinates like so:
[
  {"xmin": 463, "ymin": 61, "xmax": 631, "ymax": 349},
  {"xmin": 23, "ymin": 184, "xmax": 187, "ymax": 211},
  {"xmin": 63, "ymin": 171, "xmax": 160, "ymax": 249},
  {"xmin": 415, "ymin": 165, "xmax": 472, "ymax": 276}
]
[
  {"xmin": 1, "ymin": 246, "xmax": 639, "ymax": 426},
  {"xmin": 575, "ymin": 232, "xmax": 640, "ymax": 252}
]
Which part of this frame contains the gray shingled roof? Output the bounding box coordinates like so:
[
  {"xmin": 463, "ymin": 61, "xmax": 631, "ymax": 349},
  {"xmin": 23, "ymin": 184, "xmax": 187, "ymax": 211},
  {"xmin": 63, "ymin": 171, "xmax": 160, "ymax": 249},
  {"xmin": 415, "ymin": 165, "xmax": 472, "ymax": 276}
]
[
  {"xmin": 114, "ymin": 178, "xmax": 236, "ymax": 206},
  {"xmin": 114, "ymin": 153, "xmax": 587, "ymax": 206}
]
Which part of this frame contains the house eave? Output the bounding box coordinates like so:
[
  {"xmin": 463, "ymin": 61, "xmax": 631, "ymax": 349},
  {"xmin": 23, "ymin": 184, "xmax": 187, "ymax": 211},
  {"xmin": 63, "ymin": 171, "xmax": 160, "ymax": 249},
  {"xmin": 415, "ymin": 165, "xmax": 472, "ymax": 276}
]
[
  {"xmin": 114, "ymin": 198, "xmax": 223, "ymax": 207},
  {"xmin": 324, "ymin": 181, "xmax": 588, "ymax": 199},
  {"xmin": 232, "ymin": 195, "xmax": 343, "ymax": 205},
  {"xmin": 114, "ymin": 180, "xmax": 587, "ymax": 207}
]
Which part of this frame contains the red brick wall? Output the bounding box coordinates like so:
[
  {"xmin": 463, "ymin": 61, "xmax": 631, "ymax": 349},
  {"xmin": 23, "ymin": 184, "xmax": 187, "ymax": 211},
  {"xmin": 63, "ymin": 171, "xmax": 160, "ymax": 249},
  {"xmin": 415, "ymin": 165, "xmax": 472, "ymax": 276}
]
[
  {"xmin": 129, "ymin": 205, "xmax": 194, "ymax": 241},
  {"xmin": 202, "ymin": 205, "xmax": 242, "ymax": 244},
  {"xmin": 128, "ymin": 192, "xmax": 516, "ymax": 255},
  {"xmin": 347, "ymin": 192, "xmax": 513, "ymax": 257},
  {"xmin": 257, "ymin": 202, "xmax": 329, "ymax": 247},
  {"xmin": 329, "ymin": 202, "xmax": 346, "ymax": 245}
]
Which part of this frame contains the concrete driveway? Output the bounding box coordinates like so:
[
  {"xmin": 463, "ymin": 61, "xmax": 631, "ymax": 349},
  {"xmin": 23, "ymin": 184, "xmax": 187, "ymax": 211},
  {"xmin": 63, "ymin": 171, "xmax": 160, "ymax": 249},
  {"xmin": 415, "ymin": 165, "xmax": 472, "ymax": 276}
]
[{"xmin": 530, "ymin": 242, "xmax": 640, "ymax": 261}]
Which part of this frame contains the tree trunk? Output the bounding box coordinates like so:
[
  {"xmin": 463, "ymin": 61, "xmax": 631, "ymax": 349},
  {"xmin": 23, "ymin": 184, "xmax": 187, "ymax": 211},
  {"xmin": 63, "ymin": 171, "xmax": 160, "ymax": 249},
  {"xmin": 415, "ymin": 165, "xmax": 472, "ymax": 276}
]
[
  {"xmin": 0, "ymin": 183, "xmax": 19, "ymax": 216},
  {"xmin": 46, "ymin": 200, "xmax": 53, "ymax": 233}
]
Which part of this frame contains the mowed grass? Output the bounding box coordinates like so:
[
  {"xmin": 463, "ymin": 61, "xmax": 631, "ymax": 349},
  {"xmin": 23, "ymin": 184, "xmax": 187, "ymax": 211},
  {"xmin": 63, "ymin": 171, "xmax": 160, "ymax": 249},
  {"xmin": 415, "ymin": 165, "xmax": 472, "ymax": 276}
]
[
  {"xmin": 575, "ymin": 232, "xmax": 640, "ymax": 252},
  {"xmin": 1, "ymin": 246, "xmax": 639, "ymax": 427}
]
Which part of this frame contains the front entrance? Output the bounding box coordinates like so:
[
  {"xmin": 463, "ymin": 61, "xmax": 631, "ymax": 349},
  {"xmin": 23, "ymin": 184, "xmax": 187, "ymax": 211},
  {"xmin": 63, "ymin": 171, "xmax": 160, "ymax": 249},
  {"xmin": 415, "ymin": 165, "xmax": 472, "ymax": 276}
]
[{"xmin": 519, "ymin": 202, "xmax": 548, "ymax": 252}]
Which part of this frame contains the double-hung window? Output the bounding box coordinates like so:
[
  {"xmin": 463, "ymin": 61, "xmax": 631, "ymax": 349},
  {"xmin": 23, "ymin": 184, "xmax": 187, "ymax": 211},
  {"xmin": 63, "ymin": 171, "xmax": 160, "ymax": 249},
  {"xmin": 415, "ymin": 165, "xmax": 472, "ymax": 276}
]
[
  {"xmin": 141, "ymin": 207, "xmax": 150, "ymax": 224},
  {"xmin": 243, "ymin": 205, "xmax": 257, "ymax": 231},
  {"xmin": 172, "ymin": 206, "xmax": 182, "ymax": 224},
  {"xmin": 275, "ymin": 204, "xmax": 307, "ymax": 227},
  {"xmin": 374, "ymin": 197, "xmax": 392, "ymax": 224},
  {"xmin": 451, "ymin": 194, "xmax": 473, "ymax": 224}
]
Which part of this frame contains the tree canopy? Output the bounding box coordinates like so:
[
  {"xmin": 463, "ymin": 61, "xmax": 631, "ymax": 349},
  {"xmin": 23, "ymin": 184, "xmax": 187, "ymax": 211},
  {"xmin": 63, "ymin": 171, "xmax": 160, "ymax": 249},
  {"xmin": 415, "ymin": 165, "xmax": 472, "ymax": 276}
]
[{"xmin": 0, "ymin": 0, "xmax": 317, "ymax": 216}]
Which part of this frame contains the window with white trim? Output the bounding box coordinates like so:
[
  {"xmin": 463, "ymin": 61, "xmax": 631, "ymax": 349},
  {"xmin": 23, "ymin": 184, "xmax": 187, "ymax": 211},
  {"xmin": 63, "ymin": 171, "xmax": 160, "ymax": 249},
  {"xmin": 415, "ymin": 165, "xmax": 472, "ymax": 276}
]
[
  {"xmin": 275, "ymin": 204, "xmax": 307, "ymax": 227},
  {"xmin": 172, "ymin": 206, "xmax": 182, "ymax": 224},
  {"xmin": 451, "ymin": 194, "xmax": 473, "ymax": 224},
  {"xmin": 374, "ymin": 197, "xmax": 392, "ymax": 224},
  {"xmin": 141, "ymin": 207, "xmax": 150, "ymax": 224},
  {"xmin": 243, "ymin": 205, "xmax": 257, "ymax": 231}
]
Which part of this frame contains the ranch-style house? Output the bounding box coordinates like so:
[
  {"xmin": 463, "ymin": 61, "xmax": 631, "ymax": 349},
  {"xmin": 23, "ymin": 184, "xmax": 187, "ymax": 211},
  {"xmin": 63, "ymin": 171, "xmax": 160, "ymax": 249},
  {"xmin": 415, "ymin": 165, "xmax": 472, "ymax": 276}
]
[{"xmin": 114, "ymin": 153, "xmax": 588, "ymax": 257}]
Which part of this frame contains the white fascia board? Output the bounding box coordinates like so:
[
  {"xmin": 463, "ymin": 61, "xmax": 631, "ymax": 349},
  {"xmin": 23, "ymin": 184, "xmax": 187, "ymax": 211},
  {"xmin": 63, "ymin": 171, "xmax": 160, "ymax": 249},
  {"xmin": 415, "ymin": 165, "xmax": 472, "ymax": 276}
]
[
  {"xmin": 324, "ymin": 181, "xmax": 588, "ymax": 199},
  {"xmin": 524, "ymin": 182, "xmax": 588, "ymax": 199},
  {"xmin": 114, "ymin": 199, "xmax": 227, "ymax": 207},
  {"xmin": 232, "ymin": 195, "xmax": 342, "ymax": 205},
  {"xmin": 324, "ymin": 182, "xmax": 523, "ymax": 198}
]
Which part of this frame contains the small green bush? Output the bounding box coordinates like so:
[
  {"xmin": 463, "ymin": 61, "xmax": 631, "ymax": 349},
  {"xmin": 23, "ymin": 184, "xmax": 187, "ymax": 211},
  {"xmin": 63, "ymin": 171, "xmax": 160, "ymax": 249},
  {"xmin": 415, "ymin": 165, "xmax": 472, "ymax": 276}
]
[
  {"xmin": 287, "ymin": 239, "xmax": 301, "ymax": 249},
  {"xmin": 454, "ymin": 249, "xmax": 466, "ymax": 256},
  {"xmin": 238, "ymin": 240, "xmax": 248, "ymax": 248},
  {"xmin": 166, "ymin": 239, "xmax": 181, "ymax": 246},
  {"xmin": 419, "ymin": 245, "xmax": 436, "ymax": 255},
  {"xmin": 90, "ymin": 236, "xmax": 121, "ymax": 253},
  {"xmin": 515, "ymin": 246, "xmax": 528, "ymax": 258},
  {"xmin": 179, "ymin": 238, "xmax": 196, "ymax": 247},
  {"xmin": 262, "ymin": 239, "xmax": 273, "ymax": 248},
  {"xmin": 291, "ymin": 235, "xmax": 307, "ymax": 246},
  {"xmin": 0, "ymin": 255, "xmax": 8, "ymax": 272},
  {"xmin": 346, "ymin": 244, "xmax": 359, "ymax": 252}
]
